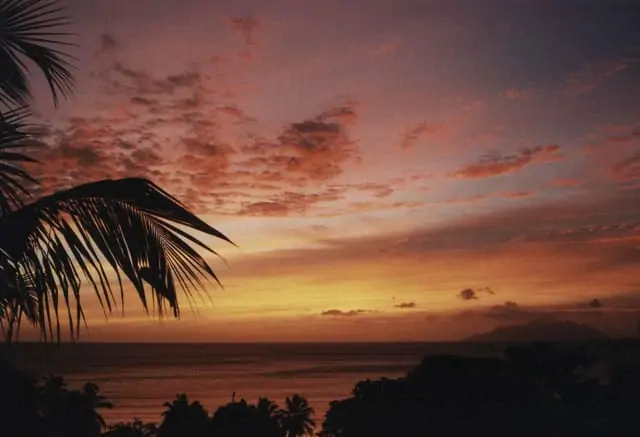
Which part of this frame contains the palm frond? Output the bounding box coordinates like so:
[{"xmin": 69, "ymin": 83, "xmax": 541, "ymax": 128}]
[
  {"xmin": 0, "ymin": 0, "xmax": 75, "ymax": 107},
  {"xmin": 0, "ymin": 106, "xmax": 41, "ymax": 214},
  {"xmin": 0, "ymin": 265, "xmax": 40, "ymax": 341},
  {"xmin": 0, "ymin": 178, "xmax": 234, "ymax": 341}
]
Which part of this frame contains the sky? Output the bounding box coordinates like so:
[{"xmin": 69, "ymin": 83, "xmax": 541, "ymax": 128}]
[{"xmin": 21, "ymin": 0, "xmax": 640, "ymax": 341}]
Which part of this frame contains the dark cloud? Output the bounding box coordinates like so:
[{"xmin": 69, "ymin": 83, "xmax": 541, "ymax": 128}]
[
  {"xmin": 451, "ymin": 145, "xmax": 563, "ymax": 179},
  {"xmin": 320, "ymin": 309, "xmax": 373, "ymax": 317},
  {"xmin": 459, "ymin": 288, "xmax": 478, "ymax": 300},
  {"xmin": 485, "ymin": 301, "xmax": 526, "ymax": 320},
  {"xmin": 471, "ymin": 295, "xmax": 640, "ymax": 325},
  {"xmin": 458, "ymin": 287, "xmax": 495, "ymax": 301},
  {"xmin": 236, "ymin": 103, "xmax": 360, "ymax": 188},
  {"xmin": 97, "ymin": 33, "xmax": 119, "ymax": 55},
  {"xmin": 394, "ymin": 302, "xmax": 417, "ymax": 309},
  {"xmin": 590, "ymin": 298, "xmax": 603, "ymax": 308}
]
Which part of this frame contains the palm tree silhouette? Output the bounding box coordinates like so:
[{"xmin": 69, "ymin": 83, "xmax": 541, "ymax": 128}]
[
  {"xmin": 0, "ymin": 0, "xmax": 233, "ymax": 341},
  {"xmin": 211, "ymin": 399, "xmax": 283, "ymax": 437},
  {"xmin": 157, "ymin": 393, "xmax": 209, "ymax": 437},
  {"xmin": 278, "ymin": 394, "xmax": 316, "ymax": 437},
  {"xmin": 257, "ymin": 396, "xmax": 280, "ymax": 419},
  {"xmin": 104, "ymin": 419, "xmax": 158, "ymax": 437}
]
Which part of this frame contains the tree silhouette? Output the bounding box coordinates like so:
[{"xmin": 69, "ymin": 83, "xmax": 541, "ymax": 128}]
[
  {"xmin": 36, "ymin": 374, "xmax": 112, "ymax": 437},
  {"xmin": 0, "ymin": 359, "xmax": 115, "ymax": 437},
  {"xmin": 257, "ymin": 396, "xmax": 281, "ymax": 419},
  {"xmin": 278, "ymin": 394, "xmax": 315, "ymax": 437},
  {"xmin": 210, "ymin": 398, "xmax": 283, "ymax": 437},
  {"xmin": 104, "ymin": 419, "xmax": 158, "ymax": 437},
  {"xmin": 0, "ymin": 0, "xmax": 233, "ymax": 342},
  {"xmin": 157, "ymin": 394, "xmax": 209, "ymax": 437},
  {"xmin": 0, "ymin": 358, "xmax": 41, "ymax": 436}
]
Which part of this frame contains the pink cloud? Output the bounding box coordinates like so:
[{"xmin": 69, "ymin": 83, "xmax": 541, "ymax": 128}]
[
  {"xmin": 451, "ymin": 145, "xmax": 563, "ymax": 179},
  {"xmin": 399, "ymin": 121, "xmax": 446, "ymax": 150},
  {"xmin": 503, "ymin": 87, "xmax": 538, "ymax": 100}
]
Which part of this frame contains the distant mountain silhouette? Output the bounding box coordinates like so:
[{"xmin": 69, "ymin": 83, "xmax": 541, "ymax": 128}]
[{"xmin": 466, "ymin": 318, "xmax": 607, "ymax": 342}]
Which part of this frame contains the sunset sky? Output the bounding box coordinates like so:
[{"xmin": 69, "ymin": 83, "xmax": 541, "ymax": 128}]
[{"xmin": 24, "ymin": 0, "xmax": 640, "ymax": 341}]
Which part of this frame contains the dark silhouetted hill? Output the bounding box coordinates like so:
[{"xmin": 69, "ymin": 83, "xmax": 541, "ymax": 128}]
[{"xmin": 466, "ymin": 319, "xmax": 608, "ymax": 342}]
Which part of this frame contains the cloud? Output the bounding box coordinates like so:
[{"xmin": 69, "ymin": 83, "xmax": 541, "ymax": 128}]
[
  {"xmin": 590, "ymin": 298, "xmax": 603, "ymax": 309},
  {"xmin": 97, "ymin": 33, "xmax": 119, "ymax": 55},
  {"xmin": 394, "ymin": 302, "xmax": 416, "ymax": 309},
  {"xmin": 503, "ymin": 87, "xmax": 538, "ymax": 100},
  {"xmin": 228, "ymin": 17, "xmax": 260, "ymax": 47},
  {"xmin": 475, "ymin": 296, "xmax": 624, "ymax": 324},
  {"xmin": 399, "ymin": 121, "xmax": 446, "ymax": 150},
  {"xmin": 565, "ymin": 55, "xmax": 638, "ymax": 96},
  {"xmin": 320, "ymin": 309, "xmax": 373, "ymax": 317},
  {"xmin": 609, "ymin": 152, "xmax": 640, "ymax": 184},
  {"xmin": 237, "ymin": 103, "xmax": 360, "ymax": 187},
  {"xmin": 350, "ymin": 182, "xmax": 394, "ymax": 198},
  {"xmin": 444, "ymin": 190, "xmax": 535, "ymax": 204},
  {"xmin": 586, "ymin": 127, "xmax": 640, "ymax": 154},
  {"xmin": 237, "ymin": 188, "xmax": 345, "ymax": 216},
  {"xmin": 550, "ymin": 178, "xmax": 581, "ymax": 188},
  {"xmin": 451, "ymin": 145, "xmax": 563, "ymax": 179},
  {"xmin": 458, "ymin": 289, "xmax": 477, "ymax": 300},
  {"xmin": 458, "ymin": 287, "xmax": 494, "ymax": 301},
  {"xmin": 26, "ymin": 55, "xmax": 364, "ymax": 216}
]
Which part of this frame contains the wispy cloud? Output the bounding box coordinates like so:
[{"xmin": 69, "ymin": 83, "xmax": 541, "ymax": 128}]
[
  {"xmin": 565, "ymin": 53, "xmax": 639, "ymax": 96},
  {"xmin": 394, "ymin": 302, "xmax": 417, "ymax": 309},
  {"xmin": 451, "ymin": 145, "xmax": 563, "ymax": 179},
  {"xmin": 444, "ymin": 190, "xmax": 535, "ymax": 204},
  {"xmin": 320, "ymin": 309, "xmax": 374, "ymax": 317},
  {"xmin": 399, "ymin": 121, "xmax": 446, "ymax": 150},
  {"xmin": 503, "ymin": 87, "xmax": 539, "ymax": 100}
]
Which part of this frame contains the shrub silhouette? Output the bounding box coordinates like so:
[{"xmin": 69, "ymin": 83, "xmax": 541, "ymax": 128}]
[{"xmin": 320, "ymin": 343, "xmax": 640, "ymax": 437}]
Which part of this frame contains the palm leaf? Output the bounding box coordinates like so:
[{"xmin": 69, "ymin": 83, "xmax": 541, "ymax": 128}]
[
  {"xmin": 0, "ymin": 106, "xmax": 41, "ymax": 214},
  {"xmin": 0, "ymin": 178, "xmax": 234, "ymax": 341},
  {"xmin": 0, "ymin": 0, "xmax": 75, "ymax": 108}
]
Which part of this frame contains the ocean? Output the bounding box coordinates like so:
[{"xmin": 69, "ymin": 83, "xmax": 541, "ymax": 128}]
[{"xmin": 2, "ymin": 341, "xmax": 639, "ymax": 426}]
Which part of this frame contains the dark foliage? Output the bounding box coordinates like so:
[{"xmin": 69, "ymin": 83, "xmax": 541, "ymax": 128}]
[{"xmin": 320, "ymin": 343, "xmax": 640, "ymax": 437}]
